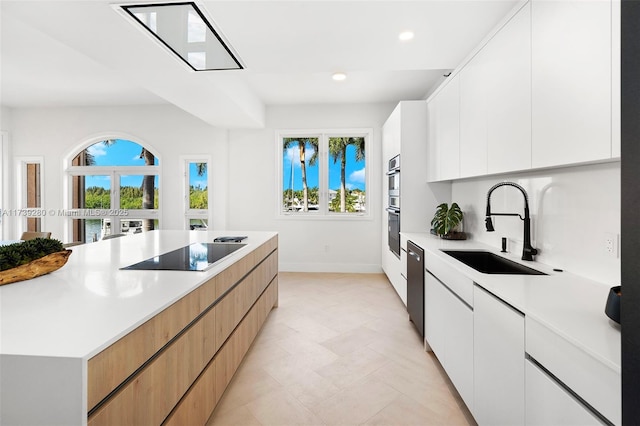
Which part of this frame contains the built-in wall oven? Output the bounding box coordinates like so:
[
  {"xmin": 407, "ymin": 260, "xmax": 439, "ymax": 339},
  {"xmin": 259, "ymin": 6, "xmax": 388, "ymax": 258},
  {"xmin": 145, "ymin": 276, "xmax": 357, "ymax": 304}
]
[{"xmin": 387, "ymin": 155, "xmax": 401, "ymax": 257}]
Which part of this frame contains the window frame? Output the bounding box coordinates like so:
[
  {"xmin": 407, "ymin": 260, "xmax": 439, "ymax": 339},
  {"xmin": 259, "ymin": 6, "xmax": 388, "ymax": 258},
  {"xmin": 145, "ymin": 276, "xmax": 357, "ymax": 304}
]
[
  {"xmin": 63, "ymin": 137, "xmax": 162, "ymax": 243},
  {"xmin": 15, "ymin": 155, "xmax": 45, "ymax": 236},
  {"xmin": 276, "ymin": 128, "xmax": 372, "ymax": 220},
  {"xmin": 0, "ymin": 132, "xmax": 7, "ymax": 240},
  {"xmin": 181, "ymin": 155, "xmax": 212, "ymax": 230}
]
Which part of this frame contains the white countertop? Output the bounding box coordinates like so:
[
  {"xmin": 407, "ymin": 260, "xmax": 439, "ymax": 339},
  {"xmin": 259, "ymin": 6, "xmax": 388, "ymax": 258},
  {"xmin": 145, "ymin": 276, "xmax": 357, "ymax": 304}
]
[
  {"xmin": 402, "ymin": 232, "xmax": 620, "ymax": 374},
  {"xmin": 0, "ymin": 230, "xmax": 277, "ymax": 360}
]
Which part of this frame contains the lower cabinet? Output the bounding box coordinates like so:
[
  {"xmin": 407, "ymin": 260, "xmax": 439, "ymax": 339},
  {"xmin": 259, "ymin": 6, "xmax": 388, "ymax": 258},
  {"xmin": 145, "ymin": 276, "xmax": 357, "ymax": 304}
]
[
  {"xmin": 473, "ymin": 285, "xmax": 525, "ymax": 425},
  {"xmin": 525, "ymin": 359, "xmax": 605, "ymax": 425},
  {"xmin": 424, "ymin": 271, "xmax": 473, "ymax": 411}
]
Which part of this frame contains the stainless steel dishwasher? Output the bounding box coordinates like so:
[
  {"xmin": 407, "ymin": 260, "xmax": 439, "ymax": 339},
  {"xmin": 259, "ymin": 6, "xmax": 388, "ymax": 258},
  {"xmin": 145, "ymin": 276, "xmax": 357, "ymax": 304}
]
[{"xmin": 406, "ymin": 240, "xmax": 424, "ymax": 337}]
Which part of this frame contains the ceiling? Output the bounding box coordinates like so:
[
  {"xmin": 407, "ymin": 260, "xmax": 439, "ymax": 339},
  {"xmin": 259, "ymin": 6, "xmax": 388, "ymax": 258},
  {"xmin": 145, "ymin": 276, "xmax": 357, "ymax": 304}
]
[{"xmin": 0, "ymin": 0, "xmax": 518, "ymax": 128}]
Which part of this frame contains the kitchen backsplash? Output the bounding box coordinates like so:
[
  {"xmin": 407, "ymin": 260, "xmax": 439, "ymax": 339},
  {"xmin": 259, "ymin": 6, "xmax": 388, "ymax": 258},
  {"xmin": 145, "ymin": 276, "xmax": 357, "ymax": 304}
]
[{"xmin": 450, "ymin": 161, "xmax": 620, "ymax": 286}]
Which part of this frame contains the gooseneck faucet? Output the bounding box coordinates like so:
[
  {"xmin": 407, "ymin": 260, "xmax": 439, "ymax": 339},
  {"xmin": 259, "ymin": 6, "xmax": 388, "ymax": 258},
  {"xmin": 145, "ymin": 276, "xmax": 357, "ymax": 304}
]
[{"xmin": 485, "ymin": 182, "xmax": 538, "ymax": 261}]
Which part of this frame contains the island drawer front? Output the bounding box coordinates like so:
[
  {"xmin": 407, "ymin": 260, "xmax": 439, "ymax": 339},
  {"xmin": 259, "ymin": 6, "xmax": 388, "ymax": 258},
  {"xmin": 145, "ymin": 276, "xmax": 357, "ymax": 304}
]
[
  {"xmin": 525, "ymin": 317, "xmax": 620, "ymax": 425},
  {"xmin": 165, "ymin": 279, "xmax": 278, "ymax": 426},
  {"xmin": 87, "ymin": 237, "xmax": 278, "ymax": 415},
  {"xmin": 88, "ymin": 261, "xmax": 278, "ymax": 425}
]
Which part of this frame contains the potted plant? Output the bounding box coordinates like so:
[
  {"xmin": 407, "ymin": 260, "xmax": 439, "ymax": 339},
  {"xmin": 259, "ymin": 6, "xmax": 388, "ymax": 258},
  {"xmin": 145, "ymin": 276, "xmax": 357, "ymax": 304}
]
[
  {"xmin": 431, "ymin": 202, "xmax": 466, "ymax": 240},
  {"xmin": 0, "ymin": 238, "xmax": 72, "ymax": 286}
]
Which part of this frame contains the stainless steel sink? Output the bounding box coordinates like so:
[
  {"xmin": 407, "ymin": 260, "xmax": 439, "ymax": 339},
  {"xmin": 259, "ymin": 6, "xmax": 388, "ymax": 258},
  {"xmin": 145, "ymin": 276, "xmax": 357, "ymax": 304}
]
[{"xmin": 441, "ymin": 250, "xmax": 546, "ymax": 275}]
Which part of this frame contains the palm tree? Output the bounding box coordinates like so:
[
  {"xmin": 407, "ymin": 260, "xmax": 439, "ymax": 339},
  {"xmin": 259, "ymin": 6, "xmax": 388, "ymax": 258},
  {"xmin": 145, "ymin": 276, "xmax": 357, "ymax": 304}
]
[
  {"xmin": 283, "ymin": 138, "xmax": 318, "ymax": 211},
  {"xmin": 140, "ymin": 148, "xmax": 155, "ymax": 231},
  {"xmin": 328, "ymin": 137, "xmax": 365, "ymax": 212},
  {"xmin": 81, "ymin": 139, "xmax": 117, "ymax": 166}
]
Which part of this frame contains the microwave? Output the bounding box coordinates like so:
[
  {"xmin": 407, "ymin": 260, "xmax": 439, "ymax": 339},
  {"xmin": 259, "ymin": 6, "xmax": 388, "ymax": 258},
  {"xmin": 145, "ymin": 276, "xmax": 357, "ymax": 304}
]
[
  {"xmin": 388, "ymin": 172, "xmax": 400, "ymax": 195},
  {"xmin": 388, "ymin": 155, "xmax": 400, "ymax": 173},
  {"xmin": 388, "ymin": 195, "xmax": 400, "ymax": 211}
]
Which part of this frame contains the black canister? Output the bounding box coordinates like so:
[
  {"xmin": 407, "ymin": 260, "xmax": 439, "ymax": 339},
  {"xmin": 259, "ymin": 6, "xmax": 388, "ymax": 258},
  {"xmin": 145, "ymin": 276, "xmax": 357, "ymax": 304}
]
[{"xmin": 605, "ymin": 285, "xmax": 621, "ymax": 324}]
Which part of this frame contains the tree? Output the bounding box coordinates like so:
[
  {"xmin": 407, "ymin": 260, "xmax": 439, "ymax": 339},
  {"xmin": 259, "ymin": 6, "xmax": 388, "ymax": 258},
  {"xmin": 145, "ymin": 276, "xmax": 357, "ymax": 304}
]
[
  {"xmin": 283, "ymin": 138, "xmax": 318, "ymax": 211},
  {"xmin": 140, "ymin": 148, "xmax": 155, "ymax": 231},
  {"xmin": 330, "ymin": 189, "xmax": 357, "ymax": 212},
  {"xmin": 328, "ymin": 137, "xmax": 365, "ymax": 212},
  {"xmin": 81, "ymin": 139, "xmax": 117, "ymax": 166}
]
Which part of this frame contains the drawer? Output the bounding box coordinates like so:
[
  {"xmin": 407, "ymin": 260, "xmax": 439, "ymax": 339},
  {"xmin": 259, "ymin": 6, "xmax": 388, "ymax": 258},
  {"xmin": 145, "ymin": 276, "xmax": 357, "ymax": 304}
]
[
  {"xmin": 425, "ymin": 251, "xmax": 474, "ymax": 306},
  {"xmin": 525, "ymin": 359, "xmax": 605, "ymax": 425},
  {"xmin": 525, "ymin": 317, "xmax": 620, "ymax": 425}
]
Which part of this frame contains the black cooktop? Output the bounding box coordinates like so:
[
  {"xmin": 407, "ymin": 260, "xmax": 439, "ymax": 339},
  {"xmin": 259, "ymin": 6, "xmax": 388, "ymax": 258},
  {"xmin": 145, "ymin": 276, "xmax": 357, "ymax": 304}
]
[{"xmin": 121, "ymin": 242, "xmax": 246, "ymax": 271}]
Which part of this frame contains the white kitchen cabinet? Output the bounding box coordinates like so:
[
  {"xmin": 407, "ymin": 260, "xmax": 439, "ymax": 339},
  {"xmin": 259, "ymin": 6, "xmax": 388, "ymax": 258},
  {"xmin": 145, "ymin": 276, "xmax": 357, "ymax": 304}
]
[
  {"xmin": 526, "ymin": 317, "xmax": 620, "ymax": 425},
  {"xmin": 459, "ymin": 49, "xmax": 488, "ymax": 178},
  {"xmin": 611, "ymin": 0, "xmax": 621, "ymax": 159},
  {"xmin": 474, "ymin": 285, "xmax": 525, "ymax": 426},
  {"xmin": 485, "ymin": 2, "xmax": 531, "ymax": 174},
  {"xmin": 424, "ymin": 272, "xmax": 446, "ymax": 356},
  {"xmin": 459, "ymin": 2, "xmax": 531, "ymax": 178},
  {"xmin": 442, "ymin": 285, "xmax": 474, "ymax": 411},
  {"xmin": 424, "ymin": 270, "xmax": 473, "ymax": 411},
  {"xmin": 382, "ymin": 101, "xmax": 447, "ymax": 306},
  {"xmin": 531, "ymin": 0, "xmax": 612, "ymax": 168},
  {"xmin": 428, "ymin": 75, "xmax": 460, "ymax": 181},
  {"xmin": 525, "ymin": 360, "xmax": 605, "ymax": 426}
]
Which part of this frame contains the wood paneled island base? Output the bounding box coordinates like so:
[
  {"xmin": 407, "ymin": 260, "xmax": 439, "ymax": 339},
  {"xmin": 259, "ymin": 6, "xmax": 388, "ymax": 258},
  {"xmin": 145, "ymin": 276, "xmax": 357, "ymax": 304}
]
[{"xmin": 87, "ymin": 235, "xmax": 278, "ymax": 425}]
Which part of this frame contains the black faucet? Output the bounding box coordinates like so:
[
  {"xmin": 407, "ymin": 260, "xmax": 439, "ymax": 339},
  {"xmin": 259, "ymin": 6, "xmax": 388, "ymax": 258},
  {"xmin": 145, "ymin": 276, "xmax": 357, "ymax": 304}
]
[{"xmin": 485, "ymin": 182, "xmax": 538, "ymax": 261}]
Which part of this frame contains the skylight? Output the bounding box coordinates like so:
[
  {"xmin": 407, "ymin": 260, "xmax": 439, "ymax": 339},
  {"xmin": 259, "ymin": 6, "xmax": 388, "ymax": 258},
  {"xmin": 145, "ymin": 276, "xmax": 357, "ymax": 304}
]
[{"xmin": 121, "ymin": 2, "xmax": 243, "ymax": 71}]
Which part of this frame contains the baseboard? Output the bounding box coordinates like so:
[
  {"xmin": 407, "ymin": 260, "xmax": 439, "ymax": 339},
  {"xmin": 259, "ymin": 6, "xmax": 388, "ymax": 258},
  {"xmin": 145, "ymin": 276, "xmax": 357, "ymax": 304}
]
[{"xmin": 279, "ymin": 262, "xmax": 383, "ymax": 274}]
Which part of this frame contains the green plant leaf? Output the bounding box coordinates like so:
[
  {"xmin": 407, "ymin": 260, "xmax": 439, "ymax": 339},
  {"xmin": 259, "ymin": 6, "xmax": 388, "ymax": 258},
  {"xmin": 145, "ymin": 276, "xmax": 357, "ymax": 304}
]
[
  {"xmin": 0, "ymin": 238, "xmax": 65, "ymax": 271},
  {"xmin": 431, "ymin": 203, "xmax": 463, "ymax": 236}
]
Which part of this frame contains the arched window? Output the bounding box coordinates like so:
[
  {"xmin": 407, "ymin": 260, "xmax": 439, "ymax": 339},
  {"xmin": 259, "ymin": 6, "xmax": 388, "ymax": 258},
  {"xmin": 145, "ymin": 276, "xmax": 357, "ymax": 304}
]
[{"xmin": 66, "ymin": 138, "xmax": 160, "ymax": 243}]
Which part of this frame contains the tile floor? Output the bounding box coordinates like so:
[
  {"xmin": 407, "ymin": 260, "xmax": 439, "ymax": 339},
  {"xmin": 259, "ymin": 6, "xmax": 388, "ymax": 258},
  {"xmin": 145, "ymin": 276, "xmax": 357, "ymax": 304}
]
[{"xmin": 207, "ymin": 272, "xmax": 475, "ymax": 426}]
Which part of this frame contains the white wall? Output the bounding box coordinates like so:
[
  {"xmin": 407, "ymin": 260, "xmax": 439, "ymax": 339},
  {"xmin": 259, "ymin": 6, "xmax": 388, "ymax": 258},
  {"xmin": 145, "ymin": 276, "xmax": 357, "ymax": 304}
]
[
  {"xmin": 5, "ymin": 105, "xmax": 229, "ymax": 240},
  {"xmin": 227, "ymin": 103, "xmax": 395, "ymax": 273},
  {"xmin": 4, "ymin": 102, "xmax": 396, "ymax": 273},
  {"xmin": 452, "ymin": 161, "xmax": 620, "ymax": 285}
]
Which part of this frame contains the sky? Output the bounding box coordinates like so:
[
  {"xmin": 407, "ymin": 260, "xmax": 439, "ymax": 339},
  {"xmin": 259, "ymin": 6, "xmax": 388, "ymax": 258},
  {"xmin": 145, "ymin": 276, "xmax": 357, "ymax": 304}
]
[
  {"xmin": 82, "ymin": 139, "xmax": 207, "ymax": 189},
  {"xmin": 283, "ymin": 141, "xmax": 366, "ymax": 192}
]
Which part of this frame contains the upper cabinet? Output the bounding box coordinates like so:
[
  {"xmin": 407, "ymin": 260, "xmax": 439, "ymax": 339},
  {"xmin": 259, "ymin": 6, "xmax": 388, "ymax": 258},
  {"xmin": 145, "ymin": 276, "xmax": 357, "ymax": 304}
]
[
  {"xmin": 428, "ymin": 0, "xmax": 620, "ymax": 182},
  {"xmin": 485, "ymin": 2, "xmax": 531, "ymax": 174},
  {"xmin": 428, "ymin": 75, "xmax": 460, "ymax": 181},
  {"xmin": 531, "ymin": 0, "xmax": 613, "ymax": 168},
  {"xmin": 459, "ymin": 47, "xmax": 488, "ymax": 178},
  {"xmin": 459, "ymin": 2, "xmax": 531, "ymax": 178}
]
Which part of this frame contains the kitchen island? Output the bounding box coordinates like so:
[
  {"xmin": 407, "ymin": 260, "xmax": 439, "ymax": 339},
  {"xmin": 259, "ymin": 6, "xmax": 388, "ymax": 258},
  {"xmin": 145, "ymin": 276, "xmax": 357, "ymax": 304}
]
[{"xmin": 0, "ymin": 230, "xmax": 278, "ymax": 426}]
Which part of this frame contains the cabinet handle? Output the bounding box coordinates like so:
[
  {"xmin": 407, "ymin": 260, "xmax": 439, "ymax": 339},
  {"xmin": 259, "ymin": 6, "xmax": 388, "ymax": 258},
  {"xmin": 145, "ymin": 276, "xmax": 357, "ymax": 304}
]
[{"xmin": 408, "ymin": 250, "xmax": 421, "ymax": 262}]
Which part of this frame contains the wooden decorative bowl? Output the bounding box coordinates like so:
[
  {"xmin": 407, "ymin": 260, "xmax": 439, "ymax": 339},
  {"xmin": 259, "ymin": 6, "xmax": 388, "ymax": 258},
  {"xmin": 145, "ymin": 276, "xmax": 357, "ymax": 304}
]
[{"xmin": 0, "ymin": 250, "xmax": 72, "ymax": 286}]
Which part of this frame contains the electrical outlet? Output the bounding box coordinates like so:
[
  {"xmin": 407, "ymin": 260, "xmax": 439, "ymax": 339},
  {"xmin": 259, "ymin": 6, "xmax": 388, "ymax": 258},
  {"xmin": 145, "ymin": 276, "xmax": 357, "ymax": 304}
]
[{"xmin": 604, "ymin": 233, "xmax": 619, "ymax": 258}]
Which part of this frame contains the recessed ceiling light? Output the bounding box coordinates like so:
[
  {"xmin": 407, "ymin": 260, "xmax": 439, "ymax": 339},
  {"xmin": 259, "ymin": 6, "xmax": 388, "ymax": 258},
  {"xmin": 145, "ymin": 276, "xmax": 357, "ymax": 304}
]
[
  {"xmin": 332, "ymin": 72, "xmax": 347, "ymax": 81},
  {"xmin": 399, "ymin": 31, "xmax": 415, "ymax": 41}
]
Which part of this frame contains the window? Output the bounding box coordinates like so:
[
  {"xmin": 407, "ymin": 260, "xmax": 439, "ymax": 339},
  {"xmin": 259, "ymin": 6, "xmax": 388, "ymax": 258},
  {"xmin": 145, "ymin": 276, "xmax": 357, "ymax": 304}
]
[
  {"xmin": 15, "ymin": 156, "xmax": 45, "ymax": 236},
  {"xmin": 66, "ymin": 139, "xmax": 160, "ymax": 243},
  {"xmin": 279, "ymin": 130, "xmax": 370, "ymax": 217},
  {"xmin": 183, "ymin": 157, "xmax": 210, "ymax": 230},
  {"xmin": 0, "ymin": 132, "xmax": 7, "ymax": 239}
]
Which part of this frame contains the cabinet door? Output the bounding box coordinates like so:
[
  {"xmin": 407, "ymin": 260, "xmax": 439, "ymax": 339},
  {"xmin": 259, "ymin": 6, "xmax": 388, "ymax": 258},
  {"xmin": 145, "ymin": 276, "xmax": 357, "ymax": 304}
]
[
  {"xmin": 443, "ymin": 287, "xmax": 474, "ymax": 412},
  {"xmin": 427, "ymin": 99, "xmax": 439, "ymax": 182},
  {"xmin": 425, "ymin": 271, "xmax": 473, "ymax": 411},
  {"xmin": 459, "ymin": 49, "xmax": 488, "ymax": 178},
  {"xmin": 525, "ymin": 360, "xmax": 605, "ymax": 425},
  {"xmin": 437, "ymin": 75, "xmax": 460, "ymax": 181},
  {"xmin": 531, "ymin": 0, "xmax": 612, "ymax": 168},
  {"xmin": 485, "ymin": 2, "xmax": 531, "ymax": 174},
  {"xmin": 424, "ymin": 272, "xmax": 446, "ymax": 357},
  {"xmin": 474, "ymin": 285, "xmax": 525, "ymax": 425}
]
